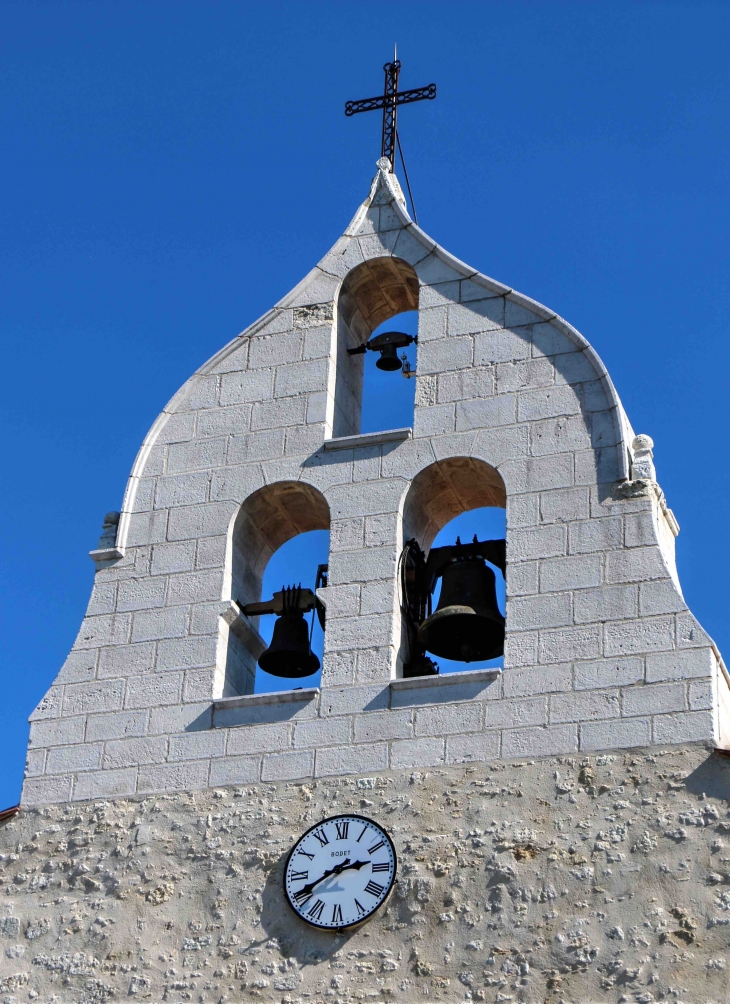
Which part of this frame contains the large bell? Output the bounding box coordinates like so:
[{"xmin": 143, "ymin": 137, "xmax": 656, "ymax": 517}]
[
  {"xmin": 375, "ymin": 343, "xmax": 403, "ymax": 371},
  {"xmin": 258, "ymin": 586, "xmax": 320, "ymax": 678},
  {"xmin": 417, "ymin": 556, "xmax": 504, "ymax": 662}
]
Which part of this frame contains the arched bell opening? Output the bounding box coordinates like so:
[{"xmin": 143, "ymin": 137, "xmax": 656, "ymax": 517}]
[
  {"xmin": 222, "ymin": 481, "xmax": 330, "ymax": 697},
  {"xmin": 333, "ymin": 256, "xmax": 419, "ymax": 438},
  {"xmin": 399, "ymin": 458, "xmax": 507, "ymax": 679}
]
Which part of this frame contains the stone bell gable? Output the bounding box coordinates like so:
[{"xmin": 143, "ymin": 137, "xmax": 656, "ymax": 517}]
[{"xmin": 23, "ymin": 160, "xmax": 730, "ymax": 806}]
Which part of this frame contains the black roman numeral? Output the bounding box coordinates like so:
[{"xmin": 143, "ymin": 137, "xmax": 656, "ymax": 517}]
[
  {"xmin": 356, "ymin": 825, "xmax": 368, "ymax": 842},
  {"xmin": 293, "ymin": 888, "xmax": 312, "ymax": 906},
  {"xmin": 332, "ymin": 903, "xmax": 343, "ymax": 925},
  {"xmin": 297, "ymin": 849, "xmax": 315, "ymax": 860},
  {"xmin": 368, "ymin": 839, "xmax": 385, "ymax": 855},
  {"xmin": 371, "ymin": 862, "xmax": 389, "ymax": 872},
  {"xmin": 335, "ymin": 820, "xmax": 349, "ymax": 840},
  {"xmin": 313, "ymin": 830, "xmax": 329, "ymax": 847},
  {"xmin": 290, "ymin": 870, "xmax": 308, "ymax": 881},
  {"xmin": 307, "ymin": 898, "xmax": 325, "ymax": 920},
  {"xmin": 354, "ymin": 898, "xmax": 366, "ymax": 916},
  {"xmin": 364, "ymin": 880, "xmax": 384, "ymax": 898}
]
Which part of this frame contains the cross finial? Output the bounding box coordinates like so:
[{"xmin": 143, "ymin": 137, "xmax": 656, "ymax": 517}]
[{"xmin": 345, "ymin": 55, "xmax": 436, "ymax": 172}]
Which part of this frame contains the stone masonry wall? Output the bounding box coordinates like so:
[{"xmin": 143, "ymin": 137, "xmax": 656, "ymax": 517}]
[{"xmin": 3, "ymin": 744, "xmax": 730, "ymax": 1003}]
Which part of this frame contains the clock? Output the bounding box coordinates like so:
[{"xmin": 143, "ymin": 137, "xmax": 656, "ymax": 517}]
[{"xmin": 284, "ymin": 814, "xmax": 397, "ymax": 930}]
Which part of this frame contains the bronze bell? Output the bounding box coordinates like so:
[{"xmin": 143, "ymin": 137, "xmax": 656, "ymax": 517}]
[
  {"xmin": 376, "ymin": 342, "xmax": 403, "ymax": 371},
  {"xmin": 257, "ymin": 586, "xmax": 320, "ymax": 679},
  {"xmin": 417, "ymin": 556, "xmax": 504, "ymax": 662}
]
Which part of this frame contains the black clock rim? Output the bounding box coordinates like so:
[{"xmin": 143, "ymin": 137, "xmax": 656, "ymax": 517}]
[{"xmin": 283, "ymin": 813, "xmax": 398, "ymax": 931}]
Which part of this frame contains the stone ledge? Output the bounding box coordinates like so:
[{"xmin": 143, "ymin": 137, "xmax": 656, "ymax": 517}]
[
  {"xmin": 212, "ymin": 688, "xmax": 320, "ymax": 713},
  {"xmin": 323, "ymin": 427, "xmax": 412, "ymax": 451},
  {"xmin": 391, "ymin": 668, "xmax": 502, "ymax": 692},
  {"xmin": 89, "ymin": 547, "xmax": 124, "ymax": 568}
]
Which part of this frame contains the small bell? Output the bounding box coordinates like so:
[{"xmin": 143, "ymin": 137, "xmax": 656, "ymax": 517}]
[
  {"xmin": 417, "ymin": 556, "xmax": 504, "ymax": 662},
  {"xmin": 376, "ymin": 342, "xmax": 403, "ymax": 371},
  {"xmin": 257, "ymin": 586, "xmax": 320, "ymax": 679}
]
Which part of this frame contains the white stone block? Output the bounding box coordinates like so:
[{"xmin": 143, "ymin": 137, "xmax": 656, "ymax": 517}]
[
  {"xmin": 219, "ymin": 369, "xmax": 274, "ymax": 406},
  {"xmin": 360, "ymin": 580, "xmax": 395, "ymax": 616},
  {"xmin": 294, "ymin": 717, "xmax": 352, "ymax": 748},
  {"xmin": 483, "ymin": 696, "xmax": 548, "ymax": 729},
  {"xmin": 196, "ymin": 535, "xmax": 227, "ymax": 569},
  {"xmin": 539, "ymin": 487, "xmax": 590, "ymax": 524},
  {"xmin": 351, "ymin": 445, "xmax": 381, "ymax": 483},
  {"xmin": 553, "ymin": 349, "xmax": 599, "ymax": 384},
  {"xmin": 455, "ymin": 395, "xmax": 516, "ymax": 432},
  {"xmin": 353, "ymin": 710, "xmax": 412, "ymax": 743},
  {"xmin": 502, "ymin": 724, "xmax": 578, "ymax": 758},
  {"xmin": 155, "ymin": 411, "xmax": 196, "ymax": 444},
  {"xmin": 29, "ymin": 688, "xmax": 63, "ymax": 721},
  {"xmin": 285, "ymin": 424, "xmax": 327, "ymax": 457},
  {"xmin": 509, "ymin": 593, "xmax": 572, "ymax": 630},
  {"xmin": 390, "ymin": 737, "xmax": 445, "ymax": 769},
  {"xmin": 261, "ymin": 750, "xmax": 315, "ymax": 782},
  {"xmin": 167, "ymin": 438, "xmax": 227, "ymax": 475},
  {"xmin": 63, "ymin": 679, "xmax": 125, "ymax": 716},
  {"xmin": 74, "ymin": 613, "xmax": 131, "ymax": 650},
  {"xmin": 155, "ymin": 471, "xmax": 210, "ymax": 509},
  {"xmin": 539, "ymin": 625, "xmax": 601, "ymax": 664},
  {"xmin": 29, "ymin": 716, "xmax": 85, "ymax": 749},
  {"xmin": 550, "ymin": 689, "xmax": 620, "ymax": 724},
  {"xmin": 638, "ymin": 580, "xmax": 686, "ymax": 616},
  {"xmin": 530, "ymin": 323, "xmax": 579, "ymax": 358},
  {"xmin": 504, "ymin": 454, "xmax": 574, "ymax": 495},
  {"xmin": 326, "ymin": 614, "xmax": 392, "ymax": 653},
  {"xmin": 508, "ymin": 525, "xmax": 566, "ymax": 562},
  {"xmin": 166, "ymin": 570, "xmax": 221, "ymax": 606},
  {"xmin": 226, "ymin": 429, "xmax": 285, "ymax": 465},
  {"xmin": 85, "ymin": 711, "xmax": 148, "ymax": 742},
  {"xmin": 574, "ymin": 657, "xmax": 644, "ymax": 691},
  {"xmin": 327, "ymin": 479, "xmax": 404, "ymax": 520},
  {"xmin": 413, "ymin": 403, "xmax": 455, "ymax": 437},
  {"xmin": 104, "ymin": 736, "xmax": 169, "ymax": 768},
  {"xmin": 496, "ymin": 358, "xmax": 554, "ymax": 394},
  {"xmin": 530, "ymin": 414, "xmax": 591, "ymax": 457},
  {"xmin": 539, "ymin": 554, "xmax": 601, "ymax": 593},
  {"xmin": 226, "ymin": 723, "xmax": 292, "ymax": 755},
  {"xmin": 449, "ymin": 298, "xmax": 504, "ymax": 334},
  {"xmin": 168, "ymin": 731, "xmax": 225, "ymax": 761},
  {"xmin": 252, "ymin": 395, "xmax": 307, "ymax": 431},
  {"xmin": 131, "ymin": 606, "xmax": 188, "ymax": 643},
  {"xmin": 604, "ymin": 548, "xmax": 670, "ymax": 584},
  {"xmin": 46, "ymin": 742, "xmax": 103, "ymax": 774},
  {"xmin": 568, "ymin": 518, "xmax": 623, "ymax": 555},
  {"xmin": 150, "ymin": 541, "xmax": 196, "ymax": 576},
  {"xmin": 414, "ymin": 703, "xmax": 483, "ymax": 737},
  {"xmin": 473, "ymin": 329, "xmax": 530, "ymax": 365},
  {"xmin": 320, "ymin": 684, "xmax": 389, "ymax": 717},
  {"xmin": 580, "ymin": 717, "xmax": 650, "ymax": 751},
  {"xmin": 182, "ymin": 374, "xmax": 218, "ymax": 409},
  {"xmin": 196, "ymin": 404, "xmax": 252, "ymax": 439},
  {"xmin": 438, "ymin": 366, "xmax": 495, "ymax": 403},
  {"xmin": 652, "ymin": 710, "xmax": 715, "ymax": 744},
  {"xmin": 87, "ymin": 581, "xmax": 117, "ymax": 616},
  {"xmin": 507, "ymin": 492, "xmax": 540, "ymax": 528},
  {"xmin": 503, "ymin": 630, "xmax": 538, "ymax": 668},
  {"xmin": 315, "ymin": 743, "xmax": 389, "ymax": 776},
  {"xmin": 22, "ymin": 775, "xmax": 73, "ymax": 806},
  {"xmin": 166, "ymin": 502, "xmax": 237, "ymax": 542},
  {"xmin": 214, "ymin": 697, "xmax": 316, "ymax": 729},
  {"xmin": 125, "ymin": 509, "xmax": 168, "ymax": 548},
  {"xmin": 688, "ymin": 679, "xmax": 714, "ymax": 710},
  {"xmin": 364, "ymin": 513, "xmax": 398, "ymax": 549},
  {"xmin": 248, "ymin": 330, "xmax": 303, "ymax": 369},
  {"xmin": 209, "ymin": 755, "xmax": 261, "ymax": 786},
  {"xmin": 445, "ymin": 732, "xmax": 500, "ymax": 764},
  {"xmin": 472, "ymin": 423, "xmax": 530, "ymax": 465},
  {"xmin": 621, "ymin": 683, "xmax": 686, "ymax": 717},
  {"xmin": 97, "ymin": 643, "xmax": 155, "ymax": 679},
  {"xmin": 274, "ymin": 359, "xmax": 328, "ymax": 398},
  {"xmin": 116, "ymin": 577, "xmax": 167, "ymax": 612},
  {"xmin": 356, "ymin": 646, "xmax": 395, "ymax": 683},
  {"xmin": 503, "ymin": 663, "xmax": 572, "ymax": 698},
  {"xmin": 645, "ymin": 647, "xmax": 714, "ymax": 683},
  {"xmin": 138, "ymin": 760, "xmax": 210, "ymax": 793},
  {"xmin": 623, "ymin": 512, "xmax": 657, "ymax": 549},
  {"xmin": 507, "ymin": 561, "xmax": 538, "ymax": 596},
  {"xmin": 604, "ymin": 616, "xmax": 675, "ymax": 656},
  {"xmin": 676, "ymin": 612, "xmax": 712, "ymax": 649},
  {"xmin": 125, "ymin": 673, "xmax": 182, "ymax": 709},
  {"xmin": 148, "ymin": 702, "xmax": 211, "ymax": 734},
  {"xmin": 73, "ymin": 767, "xmax": 137, "ymax": 801},
  {"xmin": 517, "ymin": 386, "xmax": 581, "ymax": 423},
  {"xmin": 156, "ymin": 637, "xmax": 217, "ymax": 672},
  {"xmin": 24, "ymin": 749, "xmax": 46, "ymax": 777},
  {"xmin": 57, "ymin": 651, "xmax": 97, "ymax": 685},
  {"xmin": 417, "ymin": 305, "xmax": 447, "ymax": 341},
  {"xmin": 573, "ymin": 585, "xmax": 638, "ymax": 624}
]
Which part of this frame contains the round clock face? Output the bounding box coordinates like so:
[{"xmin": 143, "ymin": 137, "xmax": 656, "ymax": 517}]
[{"xmin": 284, "ymin": 814, "xmax": 397, "ymax": 930}]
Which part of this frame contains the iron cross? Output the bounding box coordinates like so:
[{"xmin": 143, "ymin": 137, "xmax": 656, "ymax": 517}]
[{"xmin": 345, "ymin": 53, "xmax": 436, "ymax": 172}]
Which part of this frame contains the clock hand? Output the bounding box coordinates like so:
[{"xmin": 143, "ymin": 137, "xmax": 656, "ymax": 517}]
[{"xmin": 296, "ymin": 858, "xmax": 370, "ymax": 897}]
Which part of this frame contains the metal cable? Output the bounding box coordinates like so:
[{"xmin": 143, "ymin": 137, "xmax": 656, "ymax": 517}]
[{"xmin": 396, "ymin": 129, "xmax": 419, "ymax": 226}]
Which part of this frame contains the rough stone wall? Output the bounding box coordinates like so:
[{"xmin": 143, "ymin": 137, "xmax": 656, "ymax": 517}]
[
  {"xmin": 3, "ymin": 745, "xmax": 730, "ymax": 1003},
  {"xmin": 21, "ymin": 163, "xmax": 729, "ymax": 807}
]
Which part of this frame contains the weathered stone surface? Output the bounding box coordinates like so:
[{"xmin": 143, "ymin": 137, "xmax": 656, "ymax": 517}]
[{"xmin": 3, "ymin": 745, "xmax": 729, "ymax": 1003}]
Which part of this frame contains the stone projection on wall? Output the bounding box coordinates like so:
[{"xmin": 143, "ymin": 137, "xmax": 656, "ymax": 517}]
[{"xmin": 2, "ymin": 158, "xmax": 729, "ymax": 1003}]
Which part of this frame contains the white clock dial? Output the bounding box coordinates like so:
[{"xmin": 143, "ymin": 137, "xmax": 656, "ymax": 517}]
[{"xmin": 284, "ymin": 814, "xmax": 397, "ymax": 930}]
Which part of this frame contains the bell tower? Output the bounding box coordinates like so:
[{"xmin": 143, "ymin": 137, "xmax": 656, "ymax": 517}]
[{"xmin": 22, "ymin": 153, "xmax": 729, "ymax": 807}]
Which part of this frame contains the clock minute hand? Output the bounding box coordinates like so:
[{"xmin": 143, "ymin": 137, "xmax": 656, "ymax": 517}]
[{"xmin": 297, "ymin": 858, "xmax": 369, "ymax": 898}]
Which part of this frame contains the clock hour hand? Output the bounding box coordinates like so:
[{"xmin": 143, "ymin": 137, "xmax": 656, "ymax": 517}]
[{"xmin": 296, "ymin": 858, "xmax": 370, "ymax": 897}]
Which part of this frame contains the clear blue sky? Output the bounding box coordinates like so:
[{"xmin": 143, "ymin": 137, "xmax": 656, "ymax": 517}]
[{"xmin": 1, "ymin": 1, "xmax": 729, "ymax": 807}]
